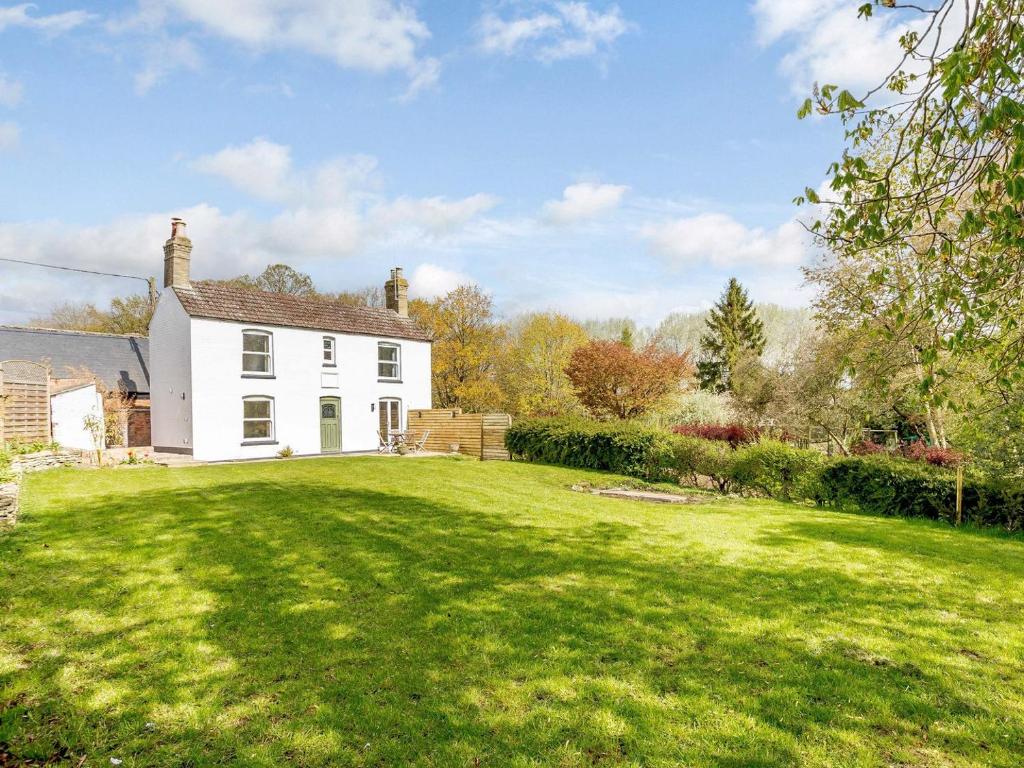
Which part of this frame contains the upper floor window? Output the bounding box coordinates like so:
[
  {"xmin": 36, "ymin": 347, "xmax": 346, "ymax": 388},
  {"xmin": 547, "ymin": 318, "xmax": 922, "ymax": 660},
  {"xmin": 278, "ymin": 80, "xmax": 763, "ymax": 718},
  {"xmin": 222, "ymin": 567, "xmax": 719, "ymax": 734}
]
[
  {"xmin": 242, "ymin": 330, "xmax": 273, "ymax": 375},
  {"xmin": 323, "ymin": 336, "xmax": 336, "ymax": 366},
  {"xmin": 378, "ymin": 342, "xmax": 400, "ymax": 380}
]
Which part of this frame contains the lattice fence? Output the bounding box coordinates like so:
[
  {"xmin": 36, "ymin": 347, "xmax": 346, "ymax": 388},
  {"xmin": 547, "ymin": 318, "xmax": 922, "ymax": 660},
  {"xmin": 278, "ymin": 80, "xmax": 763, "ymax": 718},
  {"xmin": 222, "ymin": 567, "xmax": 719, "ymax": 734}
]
[{"xmin": 0, "ymin": 360, "xmax": 51, "ymax": 444}]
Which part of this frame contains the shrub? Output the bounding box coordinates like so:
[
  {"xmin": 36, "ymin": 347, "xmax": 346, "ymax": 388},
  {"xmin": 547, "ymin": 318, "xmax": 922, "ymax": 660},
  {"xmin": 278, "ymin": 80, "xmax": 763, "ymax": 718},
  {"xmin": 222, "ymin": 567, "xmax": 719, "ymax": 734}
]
[
  {"xmin": 900, "ymin": 441, "xmax": 966, "ymax": 467},
  {"xmin": 672, "ymin": 423, "xmax": 761, "ymax": 448},
  {"xmin": 0, "ymin": 449, "xmax": 11, "ymax": 484},
  {"xmin": 730, "ymin": 440, "xmax": 825, "ymax": 501},
  {"xmin": 850, "ymin": 440, "xmax": 888, "ymax": 456},
  {"xmin": 819, "ymin": 455, "xmax": 1024, "ymax": 530},
  {"xmin": 505, "ymin": 418, "xmax": 676, "ymax": 481},
  {"xmin": 672, "ymin": 435, "xmax": 736, "ymax": 492}
]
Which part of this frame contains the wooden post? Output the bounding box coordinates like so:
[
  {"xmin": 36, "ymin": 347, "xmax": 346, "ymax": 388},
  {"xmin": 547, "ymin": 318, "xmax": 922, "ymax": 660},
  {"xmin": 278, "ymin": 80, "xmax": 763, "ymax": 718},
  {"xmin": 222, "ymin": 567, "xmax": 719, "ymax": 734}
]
[{"xmin": 955, "ymin": 464, "xmax": 963, "ymax": 526}]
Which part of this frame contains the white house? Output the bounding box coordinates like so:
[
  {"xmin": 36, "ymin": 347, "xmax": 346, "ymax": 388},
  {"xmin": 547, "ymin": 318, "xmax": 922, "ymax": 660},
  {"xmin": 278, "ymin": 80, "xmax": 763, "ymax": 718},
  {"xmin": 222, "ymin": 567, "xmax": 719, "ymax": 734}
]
[{"xmin": 150, "ymin": 219, "xmax": 432, "ymax": 462}]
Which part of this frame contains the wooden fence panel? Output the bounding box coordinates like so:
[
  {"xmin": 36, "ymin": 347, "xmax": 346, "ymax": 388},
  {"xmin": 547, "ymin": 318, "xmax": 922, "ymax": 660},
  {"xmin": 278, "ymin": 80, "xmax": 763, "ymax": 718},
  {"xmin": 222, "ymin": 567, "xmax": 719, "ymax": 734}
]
[
  {"xmin": 407, "ymin": 409, "xmax": 511, "ymax": 460},
  {"xmin": 481, "ymin": 413, "xmax": 512, "ymax": 461},
  {"xmin": 0, "ymin": 361, "xmax": 51, "ymax": 444}
]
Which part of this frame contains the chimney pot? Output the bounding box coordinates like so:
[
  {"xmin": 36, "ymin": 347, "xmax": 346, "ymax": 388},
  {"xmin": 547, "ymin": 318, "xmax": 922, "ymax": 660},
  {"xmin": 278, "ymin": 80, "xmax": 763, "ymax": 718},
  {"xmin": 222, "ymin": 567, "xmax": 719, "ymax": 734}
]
[
  {"xmin": 163, "ymin": 217, "xmax": 192, "ymax": 289},
  {"xmin": 385, "ymin": 265, "xmax": 409, "ymax": 317}
]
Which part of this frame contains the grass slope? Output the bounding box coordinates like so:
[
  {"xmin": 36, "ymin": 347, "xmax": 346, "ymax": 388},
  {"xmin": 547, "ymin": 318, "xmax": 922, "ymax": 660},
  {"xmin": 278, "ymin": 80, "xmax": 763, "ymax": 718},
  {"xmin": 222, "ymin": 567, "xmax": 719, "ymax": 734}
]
[{"xmin": 1, "ymin": 457, "xmax": 1022, "ymax": 767}]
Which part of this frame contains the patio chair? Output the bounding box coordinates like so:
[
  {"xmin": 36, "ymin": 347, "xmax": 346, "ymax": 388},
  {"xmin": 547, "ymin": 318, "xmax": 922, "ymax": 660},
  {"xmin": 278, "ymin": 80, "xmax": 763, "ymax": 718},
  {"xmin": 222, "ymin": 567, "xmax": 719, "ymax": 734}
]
[
  {"xmin": 411, "ymin": 430, "xmax": 430, "ymax": 453},
  {"xmin": 377, "ymin": 430, "xmax": 395, "ymax": 454}
]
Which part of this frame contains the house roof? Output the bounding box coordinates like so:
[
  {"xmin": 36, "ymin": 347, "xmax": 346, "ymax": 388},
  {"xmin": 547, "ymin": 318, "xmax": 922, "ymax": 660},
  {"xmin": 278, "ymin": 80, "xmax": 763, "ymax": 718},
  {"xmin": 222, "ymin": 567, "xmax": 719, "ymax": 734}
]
[
  {"xmin": 0, "ymin": 326, "xmax": 150, "ymax": 394},
  {"xmin": 173, "ymin": 281, "xmax": 432, "ymax": 342}
]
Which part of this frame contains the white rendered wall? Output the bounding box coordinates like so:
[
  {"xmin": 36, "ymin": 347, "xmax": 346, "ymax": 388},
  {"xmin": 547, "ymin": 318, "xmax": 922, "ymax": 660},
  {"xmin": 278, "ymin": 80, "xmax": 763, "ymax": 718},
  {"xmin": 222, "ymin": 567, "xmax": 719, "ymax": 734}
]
[
  {"xmin": 149, "ymin": 291, "xmax": 193, "ymax": 452},
  {"xmin": 50, "ymin": 385, "xmax": 103, "ymax": 451},
  {"xmin": 188, "ymin": 318, "xmax": 431, "ymax": 462}
]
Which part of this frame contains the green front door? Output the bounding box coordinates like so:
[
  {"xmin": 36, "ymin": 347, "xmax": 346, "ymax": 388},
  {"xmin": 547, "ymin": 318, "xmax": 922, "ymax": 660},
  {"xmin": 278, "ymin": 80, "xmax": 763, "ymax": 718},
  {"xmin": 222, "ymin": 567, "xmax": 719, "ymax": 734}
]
[{"xmin": 320, "ymin": 397, "xmax": 341, "ymax": 453}]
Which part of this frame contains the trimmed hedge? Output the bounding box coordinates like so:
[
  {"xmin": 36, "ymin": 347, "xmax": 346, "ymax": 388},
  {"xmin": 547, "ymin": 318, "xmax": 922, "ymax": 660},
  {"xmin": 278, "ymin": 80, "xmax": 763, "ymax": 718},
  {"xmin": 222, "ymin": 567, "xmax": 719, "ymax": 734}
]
[
  {"xmin": 731, "ymin": 440, "xmax": 825, "ymax": 502},
  {"xmin": 505, "ymin": 419, "xmax": 676, "ymax": 481},
  {"xmin": 819, "ymin": 456, "xmax": 1024, "ymax": 530},
  {"xmin": 506, "ymin": 420, "xmax": 823, "ymax": 498},
  {"xmin": 506, "ymin": 419, "xmax": 1024, "ymax": 529}
]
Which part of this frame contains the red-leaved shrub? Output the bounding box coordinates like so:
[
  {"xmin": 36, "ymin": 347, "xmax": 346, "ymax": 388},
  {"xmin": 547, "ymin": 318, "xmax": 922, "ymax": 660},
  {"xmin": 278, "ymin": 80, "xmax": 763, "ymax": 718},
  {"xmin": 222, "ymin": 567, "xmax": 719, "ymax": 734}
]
[
  {"xmin": 672, "ymin": 423, "xmax": 761, "ymax": 448},
  {"xmin": 851, "ymin": 440, "xmax": 888, "ymax": 456},
  {"xmin": 901, "ymin": 441, "xmax": 966, "ymax": 467}
]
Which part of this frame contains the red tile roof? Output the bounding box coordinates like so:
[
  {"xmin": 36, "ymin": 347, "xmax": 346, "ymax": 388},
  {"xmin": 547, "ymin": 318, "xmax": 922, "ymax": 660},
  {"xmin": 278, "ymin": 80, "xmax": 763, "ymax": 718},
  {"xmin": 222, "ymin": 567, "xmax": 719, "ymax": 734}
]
[{"xmin": 173, "ymin": 282, "xmax": 431, "ymax": 342}]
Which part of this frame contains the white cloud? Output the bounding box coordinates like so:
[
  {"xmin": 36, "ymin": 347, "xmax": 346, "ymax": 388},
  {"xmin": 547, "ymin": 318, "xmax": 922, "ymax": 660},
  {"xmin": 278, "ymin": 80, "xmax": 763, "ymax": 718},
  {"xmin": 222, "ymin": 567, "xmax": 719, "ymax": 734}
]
[
  {"xmin": 0, "ymin": 3, "xmax": 93, "ymax": 35},
  {"xmin": 409, "ymin": 263, "xmax": 474, "ymax": 298},
  {"xmin": 193, "ymin": 138, "xmax": 296, "ymax": 202},
  {"xmin": 0, "ymin": 120, "xmax": 19, "ymax": 150},
  {"xmin": 119, "ymin": 0, "xmax": 439, "ymax": 96},
  {"xmin": 0, "ymin": 139, "xmax": 499, "ymax": 322},
  {"xmin": 751, "ymin": 0, "xmax": 937, "ymax": 96},
  {"xmin": 0, "ymin": 73, "xmax": 22, "ymax": 107},
  {"xmin": 372, "ymin": 194, "xmax": 499, "ymax": 238},
  {"xmin": 477, "ymin": 2, "xmax": 631, "ymax": 63},
  {"xmin": 543, "ymin": 181, "xmax": 627, "ymax": 224},
  {"xmin": 641, "ymin": 212, "xmax": 810, "ymax": 268},
  {"xmin": 133, "ymin": 35, "xmax": 201, "ymax": 94}
]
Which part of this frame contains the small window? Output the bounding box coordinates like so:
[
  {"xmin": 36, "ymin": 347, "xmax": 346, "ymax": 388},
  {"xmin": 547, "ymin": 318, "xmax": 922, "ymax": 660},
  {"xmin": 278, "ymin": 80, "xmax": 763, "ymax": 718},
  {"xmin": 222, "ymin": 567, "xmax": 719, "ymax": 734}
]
[
  {"xmin": 242, "ymin": 331, "xmax": 273, "ymax": 375},
  {"xmin": 379, "ymin": 397, "xmax": 401, "ymax": 436},
  {"xmin": 323, "ymin": 336, "xmax": 336, "ymax": 366},
  {"xmin": 378, "ymin": 342, "xmax": 400, "ymax": 380},
  {"xmin": 243, "ymin": 396, "xmax": 274, "ymax": 441}
]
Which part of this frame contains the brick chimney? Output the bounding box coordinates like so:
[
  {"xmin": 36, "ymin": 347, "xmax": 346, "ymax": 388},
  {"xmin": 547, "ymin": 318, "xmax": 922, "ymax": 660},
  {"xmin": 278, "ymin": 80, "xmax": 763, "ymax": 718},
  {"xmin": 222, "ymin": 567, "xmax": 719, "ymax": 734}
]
[
  {"xmin": 163, "ymin": 218, "xmax": 192, "ymax": 288},
  {"xmin": 385, "ymin": 266, "xmax": 408, "ymax": 317}
]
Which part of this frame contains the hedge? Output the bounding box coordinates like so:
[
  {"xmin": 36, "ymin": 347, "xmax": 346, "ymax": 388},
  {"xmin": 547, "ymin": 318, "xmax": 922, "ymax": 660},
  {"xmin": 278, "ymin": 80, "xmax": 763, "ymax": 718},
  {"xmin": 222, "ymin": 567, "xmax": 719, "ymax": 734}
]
[
  {"xmin": 819, "ymin": 456, "xmax": 1024, "ymax": 530},
  {"xmin": 504, "ymin": 418, "xmax": 676, "ymax": 481},
  {"xmin": 506, "ymin": 419, "xmax": 1024, "ymax": 530},
  {"xmin": 505, "ymin": 420, "xmax": 823, "ymax": 497}
]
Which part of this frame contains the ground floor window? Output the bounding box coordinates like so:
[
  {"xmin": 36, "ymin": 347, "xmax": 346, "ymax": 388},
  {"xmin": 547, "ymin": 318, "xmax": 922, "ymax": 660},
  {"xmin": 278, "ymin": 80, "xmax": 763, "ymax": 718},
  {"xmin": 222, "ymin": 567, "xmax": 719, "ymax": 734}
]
[
  {"xmin": 243, "ymin": 396, "xmax": 274, "ymax": 441},
  {"xmin": 379, "ymin": 397, "xmax": 401, "ymax": 437}
]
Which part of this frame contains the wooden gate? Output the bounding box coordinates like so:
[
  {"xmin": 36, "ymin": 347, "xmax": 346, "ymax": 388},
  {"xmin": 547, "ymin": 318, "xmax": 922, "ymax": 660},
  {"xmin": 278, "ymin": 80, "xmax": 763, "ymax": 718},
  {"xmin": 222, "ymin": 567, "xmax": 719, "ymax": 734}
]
[
  {"xmin": 407, "ymin": 409, "xmax": 511, "ymax": 460},
  {"xmin": 0, "ymin": 360, "xmax": 51, "ymax": 444}
]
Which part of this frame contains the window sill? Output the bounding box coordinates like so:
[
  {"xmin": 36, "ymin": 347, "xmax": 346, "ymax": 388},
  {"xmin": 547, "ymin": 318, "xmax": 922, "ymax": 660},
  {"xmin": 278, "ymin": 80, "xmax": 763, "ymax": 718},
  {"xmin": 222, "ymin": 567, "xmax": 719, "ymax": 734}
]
[
  {"xmin": 241, "ymin": 440, "xmax": 278, "ymax": 446},
  {"xmin": 378, "ymin": 378, "xmax": 403, "ymax": 384},
  {"xmin": 322, "ymin": 363, "xmax": 337, "ymax": 368},
  {"xmin": 242, "ymin": 373, "xmax": 276, "ymax": 379}
]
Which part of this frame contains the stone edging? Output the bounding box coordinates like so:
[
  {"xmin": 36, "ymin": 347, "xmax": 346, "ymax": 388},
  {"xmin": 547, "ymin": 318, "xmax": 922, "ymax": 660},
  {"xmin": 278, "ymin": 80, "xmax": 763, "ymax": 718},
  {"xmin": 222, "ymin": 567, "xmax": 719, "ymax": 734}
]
[{"xmin": 0, "ymin": 475, "xmax": 20, "ymax": 526}]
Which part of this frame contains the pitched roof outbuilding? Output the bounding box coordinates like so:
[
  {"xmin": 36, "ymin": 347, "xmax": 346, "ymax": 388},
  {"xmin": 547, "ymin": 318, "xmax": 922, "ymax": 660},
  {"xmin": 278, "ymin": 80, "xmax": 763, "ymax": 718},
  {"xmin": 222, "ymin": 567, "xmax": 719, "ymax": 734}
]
[
  {"xmin": 173, "ymin": 282, "xmax": 432, "ymax": 342},
  {"xmin": 0, "ymin": 326, "xmax": 150, "ymax": 394}
]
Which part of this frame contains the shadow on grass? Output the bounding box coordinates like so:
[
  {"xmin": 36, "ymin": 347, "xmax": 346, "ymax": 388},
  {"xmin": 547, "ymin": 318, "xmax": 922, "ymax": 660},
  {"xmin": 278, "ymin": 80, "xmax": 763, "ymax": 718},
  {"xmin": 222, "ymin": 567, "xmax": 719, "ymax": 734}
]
[{"xmin": 2, "ymin": 470, "xmax": 1023, "ymax": 766}]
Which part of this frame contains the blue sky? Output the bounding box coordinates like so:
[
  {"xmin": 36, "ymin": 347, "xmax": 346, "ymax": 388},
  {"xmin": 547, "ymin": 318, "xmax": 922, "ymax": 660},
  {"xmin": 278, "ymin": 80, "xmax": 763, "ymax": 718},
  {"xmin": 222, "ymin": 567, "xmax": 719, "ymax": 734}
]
[{"xmin": 0, "ymin": 1, "xmax": 917, "ymax": 325}]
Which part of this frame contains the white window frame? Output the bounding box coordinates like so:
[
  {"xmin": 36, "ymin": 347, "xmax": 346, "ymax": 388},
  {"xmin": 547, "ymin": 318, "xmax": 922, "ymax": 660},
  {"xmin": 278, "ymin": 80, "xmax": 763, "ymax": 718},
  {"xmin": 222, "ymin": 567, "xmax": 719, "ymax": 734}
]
[
  {"xmin": 242, "ymin": 396, "xmax": 275, "ymax": 443},
  {"xmin": 378, "ymin": 342, "xmax": 401, "ymax": 381},
  {"xmin": 322, "ymin": 336, "xmax": 336, "ymax": 367},
  {"xmin": 379, "ymin": 397, "xmax": 402, "ymax": 437},
  {"xmin": 242, "ymin": 330, "xmax": 273, "ymax": 376}
]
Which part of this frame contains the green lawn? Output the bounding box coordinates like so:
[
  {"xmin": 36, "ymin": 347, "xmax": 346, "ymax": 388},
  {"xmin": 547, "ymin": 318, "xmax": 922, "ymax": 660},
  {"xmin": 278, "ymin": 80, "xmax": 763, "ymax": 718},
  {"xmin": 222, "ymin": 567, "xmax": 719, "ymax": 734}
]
[{"xmin": 1, "ymin": 457, "xmax": 1023, "ymax": 767}]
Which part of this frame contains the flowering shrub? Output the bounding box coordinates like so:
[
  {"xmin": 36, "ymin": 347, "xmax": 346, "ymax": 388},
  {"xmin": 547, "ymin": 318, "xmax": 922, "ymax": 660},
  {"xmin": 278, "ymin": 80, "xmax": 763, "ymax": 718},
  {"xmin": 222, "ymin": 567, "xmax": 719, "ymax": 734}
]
[{"xmin": 671, "ymin": 423, "xmax": 761, "ymax": 448}]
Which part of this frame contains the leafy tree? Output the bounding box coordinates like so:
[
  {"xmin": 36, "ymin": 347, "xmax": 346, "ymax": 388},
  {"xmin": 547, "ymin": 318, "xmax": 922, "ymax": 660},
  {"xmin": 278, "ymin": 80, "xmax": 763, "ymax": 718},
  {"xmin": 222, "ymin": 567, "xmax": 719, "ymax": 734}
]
[
  {"xmin": 565, "ymin": 340, "xmax": 692, "ymax": 420},
  {"xmin": 32, "ymin": 293, "xmax": 152, "ymax": 335},
  {"xmin": 654, "ymin": 305, "xmax": 815, "ymax": 366},
  {"xmin": 697, "ymin": 278, "xmax": 766, "ymax": 392},
  {"xmin": 410, "ymin": 285, "xmax": 504, "ymax": 412},
  {"xmin": 498, "ymin": 313, "xmax": 588, "ymax": 417},
  {"xmin": 330, "ymin": 285, "xmax": 385, "ymax": 308},
  {"xmin": 106, "ymin": 295, "xmax": 155, "ymax": 335},
  {"xmin": 216, "ymin": 264, "xmax": 316, "ymax": 296},
  {"xmin": 799, "ymin": 0, "xmax": 1024, "ymax": 401},
  {"xmin": 581, "ymin": 317, "xmax": 648, "ymax": 346}
]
